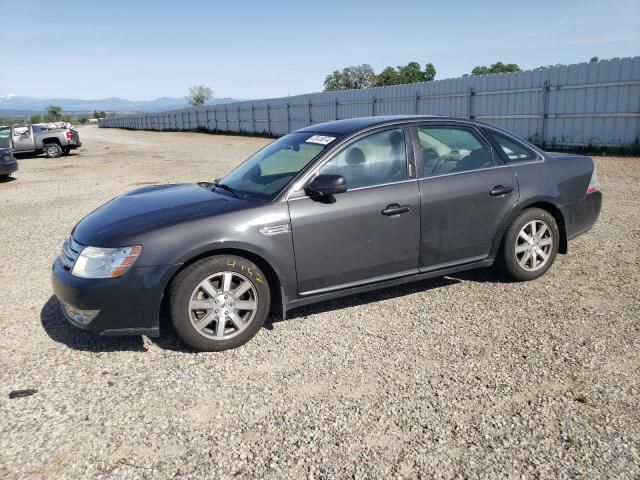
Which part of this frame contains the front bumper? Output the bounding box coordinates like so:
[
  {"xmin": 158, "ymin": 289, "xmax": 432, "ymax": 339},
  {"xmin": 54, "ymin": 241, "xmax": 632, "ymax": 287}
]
[
  {"xmin": 51, "ymin": 257, "xmax": 177, "ymax": 336},
  {"xmin": 0, "ymin": 155, "xmax": 17, "ymax": 175}
]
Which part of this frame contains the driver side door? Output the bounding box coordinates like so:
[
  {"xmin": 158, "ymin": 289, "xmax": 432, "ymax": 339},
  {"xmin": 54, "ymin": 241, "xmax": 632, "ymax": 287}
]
[{"xmin": 288, "ymin": 127, "xmax": 421, "ymax": 295}]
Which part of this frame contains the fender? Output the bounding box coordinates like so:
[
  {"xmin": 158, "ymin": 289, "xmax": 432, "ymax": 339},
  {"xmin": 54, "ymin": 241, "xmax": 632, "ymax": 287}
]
[
  {"xmin": 160, "ymin": 238, "xmax": 296, "ymax": 320},
  {"xmin": 488, "ymin": 195, "xmax": 568, "ymax": 259}
]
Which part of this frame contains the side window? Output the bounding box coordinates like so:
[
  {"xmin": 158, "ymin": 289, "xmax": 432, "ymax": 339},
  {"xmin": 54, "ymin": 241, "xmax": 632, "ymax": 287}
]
[
  {"xmin": 319, "ymin": 128, "xmax": 407, "ymax": 189},
  {"xmin": 490, "ymin": 131, "xmax": 537, "ymax": 162},
  {"xmin": 418, "ymin": 126, "xmax": 493, "ymax": 178}
]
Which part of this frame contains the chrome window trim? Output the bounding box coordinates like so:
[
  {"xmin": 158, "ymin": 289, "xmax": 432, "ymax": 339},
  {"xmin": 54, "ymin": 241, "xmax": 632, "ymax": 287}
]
[
  {"xmin": 286, "ymin": 178, "xmax": 418, "ymax": 202},
  {"xmin": 417, "ymin": 164, "xmax": 510, "ymax": 181}
]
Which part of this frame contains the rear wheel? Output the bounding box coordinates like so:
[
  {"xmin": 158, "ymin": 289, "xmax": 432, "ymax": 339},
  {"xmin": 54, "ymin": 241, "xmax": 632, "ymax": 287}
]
[
  {"xmin": 44, "ymin": 143, "xmax": 63, "ymax": 158},
  {"xmin": 499, "ymin": 208, "xmax": 559, "ymax": 281},
  {"xmin": 169, "ymin": 255, "xmax": 270, "ymax": 351}
]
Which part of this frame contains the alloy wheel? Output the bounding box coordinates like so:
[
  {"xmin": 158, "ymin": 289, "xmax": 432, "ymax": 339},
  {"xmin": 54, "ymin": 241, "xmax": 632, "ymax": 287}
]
[
  {"xmin": 188, "ymin": 271, "xmax": 258, "ymax": 339},
  {"xmin": 514, "ymin": 220, "xmax": 554, "ymax": 271}
]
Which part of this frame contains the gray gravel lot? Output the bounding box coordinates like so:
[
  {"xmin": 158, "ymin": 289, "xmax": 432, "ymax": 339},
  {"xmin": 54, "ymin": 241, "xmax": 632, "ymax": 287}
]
[{"xmin": 0, "ymin": 126, "xmax": 638, "ymax": 479}]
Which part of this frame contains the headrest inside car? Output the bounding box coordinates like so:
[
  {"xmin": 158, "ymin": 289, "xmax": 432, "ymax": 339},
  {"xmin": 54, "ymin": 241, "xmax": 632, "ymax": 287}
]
[{"xmin": 345, "ymin": 147, "xmax": 366, "ymax": 165}]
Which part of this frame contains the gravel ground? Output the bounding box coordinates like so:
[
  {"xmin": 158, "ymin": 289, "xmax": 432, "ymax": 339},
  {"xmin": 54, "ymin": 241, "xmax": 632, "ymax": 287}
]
[{"xmin": 0, "ymin": 127, "xmax": 638, "ymax": 479}]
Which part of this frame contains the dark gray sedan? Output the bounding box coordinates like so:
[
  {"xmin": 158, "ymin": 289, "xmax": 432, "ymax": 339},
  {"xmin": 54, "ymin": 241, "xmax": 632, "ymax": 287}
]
[{"xmin": 51, "ymin": 116, "xmax": 601, "ymax": 351}]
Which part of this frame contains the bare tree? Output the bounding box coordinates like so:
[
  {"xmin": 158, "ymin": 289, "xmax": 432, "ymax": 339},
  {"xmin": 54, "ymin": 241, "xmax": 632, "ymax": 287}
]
[{"xmin": 187, "ymin": 85, "xmax": 213, "ymax": 106}]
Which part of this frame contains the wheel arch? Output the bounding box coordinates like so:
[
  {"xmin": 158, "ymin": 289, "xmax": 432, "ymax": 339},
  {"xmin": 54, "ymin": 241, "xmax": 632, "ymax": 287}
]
[
  {"xmin": 491, "ymin": 199, "xmax": 568, "ymax": 258},
  {"xmin": 41, "ymin": 137, "xmax": 62, "ymax": 145},
  {"xmin": 161, "ymin": 247, "xmax": 286, "ymax": 322}
]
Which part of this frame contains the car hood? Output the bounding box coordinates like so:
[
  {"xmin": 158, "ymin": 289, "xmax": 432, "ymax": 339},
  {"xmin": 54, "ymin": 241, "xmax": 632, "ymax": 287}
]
[{"xmin": 72, "ymin": 183, "xmax": 256, "ymax": 247}]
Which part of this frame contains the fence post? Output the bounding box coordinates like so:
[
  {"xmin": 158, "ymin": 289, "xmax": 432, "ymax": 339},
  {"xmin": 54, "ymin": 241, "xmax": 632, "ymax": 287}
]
[
  {"xmin": 371, "ymin": 96, "xmax": 376, "ymax": 116},
  {"xmin": 224, "ymin": 107, "xmax": 228, "ymax": 132},
  {"xmin": 205, "ymin": 109, "xmax": 210, "ymax": 131},
  {"xmin": 213, "ymin": 108, "xmax": 217, "ymax": 131},
  {"xmin": 468, "ymin": 88, "xmax": 474, "ymax": 119},
  {"xmin": 540, "ymin": 80, "xmax": 550, "ymax": 148},
  {"xmin": 267, "ymin": 105, "xmax": 271, "ymax": 135},
  {"xmin": 308, "ymin": 100, "xmax": 312, "ymax": 125},
  {"xmin": 251, "ymin": 105, "xmax": 255, "ymax": 133},
  {"xmin": 335, "ymin": 98, "xmax": 339, "ymax": 120},
  {"xmin": 415, "ymin": 91, "xmax": 419, "ymax": 115},
  {"xmin": 287, "ymin": 103, "xmax": 290, "ymax": 133}
]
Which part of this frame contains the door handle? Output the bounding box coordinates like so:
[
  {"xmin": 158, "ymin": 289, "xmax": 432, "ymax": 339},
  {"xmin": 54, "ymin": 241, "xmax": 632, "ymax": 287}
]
[
  {"xmin": 382, "ymin": 204, "xmax": 411, "ymax": 216},
  {"xmin": 490, "ymin": 185, "xmax": 514, "ymax": 196}
]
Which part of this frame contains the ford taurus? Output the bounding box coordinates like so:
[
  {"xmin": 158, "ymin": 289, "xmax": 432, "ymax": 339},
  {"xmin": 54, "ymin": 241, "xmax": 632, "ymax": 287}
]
[{"xmin": 51, "ymin": 116, "xmax": 602, "ymax": 351}]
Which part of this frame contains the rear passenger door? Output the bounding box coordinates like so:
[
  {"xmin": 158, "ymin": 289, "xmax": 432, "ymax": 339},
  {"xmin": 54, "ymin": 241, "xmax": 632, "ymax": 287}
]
[{"xmin": 413, "ymin": 123, "xmax": 519, "ymax": 269}]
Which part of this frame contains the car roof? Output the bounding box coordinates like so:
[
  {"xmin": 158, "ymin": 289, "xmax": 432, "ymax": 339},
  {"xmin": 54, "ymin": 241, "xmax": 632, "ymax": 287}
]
[{"xmin": 294, "ymin": 115, "xmax": 476, "ymax": 136}]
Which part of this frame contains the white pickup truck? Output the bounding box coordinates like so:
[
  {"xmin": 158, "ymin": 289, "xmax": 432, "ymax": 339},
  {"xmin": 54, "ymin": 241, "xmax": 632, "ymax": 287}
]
[{"xmin": 0, "ymin": 124, "xmax": 82, "ymax": 158}]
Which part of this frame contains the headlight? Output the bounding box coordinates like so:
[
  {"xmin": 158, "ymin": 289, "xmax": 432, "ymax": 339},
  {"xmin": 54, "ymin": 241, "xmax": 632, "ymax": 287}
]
[{"xmin": 71, "ymin": 245, "xmax": 142, "ymax": 278}]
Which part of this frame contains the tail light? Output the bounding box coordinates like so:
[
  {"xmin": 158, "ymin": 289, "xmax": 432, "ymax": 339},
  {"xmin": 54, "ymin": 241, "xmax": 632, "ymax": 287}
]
[
  {"xmin": 65, "ymin": 130, "xmax": 73, "ymax": 139},
  {"xmin": 586, "ymin": 167, "xmax": 599, "ymax": 194}
]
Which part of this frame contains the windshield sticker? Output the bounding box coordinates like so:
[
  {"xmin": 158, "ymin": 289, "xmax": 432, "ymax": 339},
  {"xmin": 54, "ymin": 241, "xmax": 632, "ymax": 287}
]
[{"xmin": 306, "ymin": 135, "xmax": 335, "ymax": 145}]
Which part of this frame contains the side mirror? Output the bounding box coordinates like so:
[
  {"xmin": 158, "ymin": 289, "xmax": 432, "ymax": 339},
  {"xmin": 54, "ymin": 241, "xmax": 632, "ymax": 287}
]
[{"xmin": 306, "ymin": 174, "xmax": 347, "ymax": 196}]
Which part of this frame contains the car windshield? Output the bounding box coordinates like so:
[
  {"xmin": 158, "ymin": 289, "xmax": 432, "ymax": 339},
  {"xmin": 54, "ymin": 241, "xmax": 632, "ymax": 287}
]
[{"xmin": 219, "ymin": 132, "xmax": 338, "ymax": 200}]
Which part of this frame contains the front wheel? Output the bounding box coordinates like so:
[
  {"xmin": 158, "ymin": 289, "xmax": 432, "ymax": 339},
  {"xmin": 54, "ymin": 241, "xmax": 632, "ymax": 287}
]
[
  {"xmin": 169, "ymin": 255, "xmax": 270, "ymax": 351},
  {"xmin": 44, "ymin": 143, "xmax": 63, "ymax": 158},
  {"xmin": 499, "ymin": 208, "xmax": 559, "ymax": 281}
]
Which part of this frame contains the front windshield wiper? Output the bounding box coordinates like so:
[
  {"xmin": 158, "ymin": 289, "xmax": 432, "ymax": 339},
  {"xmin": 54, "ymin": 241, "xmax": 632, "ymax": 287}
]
[{"xmin": 213, "ymin": 181, "xmax": 241, "ymax": 199}]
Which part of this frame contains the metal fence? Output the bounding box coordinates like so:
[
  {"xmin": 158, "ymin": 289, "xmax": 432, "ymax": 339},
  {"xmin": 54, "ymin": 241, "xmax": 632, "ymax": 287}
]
[{"xmin": 100, "ymin": 57, "xmax": 640, "ymax": 148}]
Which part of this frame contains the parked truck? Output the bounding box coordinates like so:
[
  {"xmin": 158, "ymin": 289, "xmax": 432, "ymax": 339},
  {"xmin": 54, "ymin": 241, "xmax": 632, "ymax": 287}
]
[{"xmin": 0, "ymin": 124, "xmax": 82, "ymax": 158}]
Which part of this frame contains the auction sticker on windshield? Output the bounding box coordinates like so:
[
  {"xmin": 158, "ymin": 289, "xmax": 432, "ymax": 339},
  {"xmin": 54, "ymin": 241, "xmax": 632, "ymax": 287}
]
[{"xmin": 305, "ymin": 135, "xmax": 335, "ymax": 145}]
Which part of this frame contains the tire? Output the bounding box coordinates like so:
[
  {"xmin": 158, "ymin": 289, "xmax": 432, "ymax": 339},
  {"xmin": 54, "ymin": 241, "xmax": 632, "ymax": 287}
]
[
  {"xmin": 499, "ymin": 208, "xmax": 559, "ymax": 281},
  {"xmin": 169, "ymin": 255, "xmax": 270, "ymax": 351},
  {"xmin": 44, "ymin": 143, "xmax": 63, "ymax": 158}
]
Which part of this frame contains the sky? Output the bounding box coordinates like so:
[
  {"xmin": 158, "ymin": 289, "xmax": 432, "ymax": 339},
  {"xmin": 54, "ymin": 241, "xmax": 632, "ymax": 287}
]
[{"xmin": 1, "ymin": 0, "xmax": 639, "ymax": 101}]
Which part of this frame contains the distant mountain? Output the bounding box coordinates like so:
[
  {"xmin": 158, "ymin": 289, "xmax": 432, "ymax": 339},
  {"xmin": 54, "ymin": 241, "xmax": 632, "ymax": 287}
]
[{"xmin": 0, "ymin": 95, "xmax": 242, "ymax": 113}]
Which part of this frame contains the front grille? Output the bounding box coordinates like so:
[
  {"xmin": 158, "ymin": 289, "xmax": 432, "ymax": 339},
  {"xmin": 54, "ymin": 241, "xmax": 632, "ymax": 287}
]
[{"xmin": 60, "ymin": 237, "xmax": 84, "ymax": 270}]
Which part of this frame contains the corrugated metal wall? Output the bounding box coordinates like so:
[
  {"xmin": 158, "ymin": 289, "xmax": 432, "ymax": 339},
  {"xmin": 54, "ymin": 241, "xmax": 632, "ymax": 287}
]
[{"xmin": 100, "ymin": 57, "xmax": 640, "ymax": 148}]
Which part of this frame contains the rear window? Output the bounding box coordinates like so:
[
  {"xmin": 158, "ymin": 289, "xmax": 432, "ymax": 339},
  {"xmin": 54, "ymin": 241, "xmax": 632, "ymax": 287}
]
[{"xmin": 490, "ymin": 131, "xmax": 537, "ymax": 162}]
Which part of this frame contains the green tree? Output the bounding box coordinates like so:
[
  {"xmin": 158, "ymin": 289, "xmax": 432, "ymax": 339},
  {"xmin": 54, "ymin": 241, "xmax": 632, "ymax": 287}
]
[
  {"xmin": 78, "ymin": 117, "xmax": 89, "ymax": 125},
  {"xmin": 470, "ymin": 62, "xmax": 521, "ymax": 76},
  {"xmin": 374, "ymin": 62, "xmax": 436, "ymax": 87},
  {"xmin": 590, "ymin": 56, "xmax": 599, "ymax": 63},
  {"xmin": 324, "ymin": 64, "xmax": 376, "ymax": 91},
  {"xmin": 187, "ymin": 85, "xmax": 213, "ymax": 106},
  {"xmin": 30, "ymin": 114, "xmax": 42, "ymax": 124},
  {"xmin": 46, "ymin": 105, "xmax": 63, "ymax": 121},
  {"xmin": 374, "ymin": 66, "xmax": 399, "ymax": 87},
  {"xmin": 424, "ymin": 63, "xmax": 436, "ymax": 82}
]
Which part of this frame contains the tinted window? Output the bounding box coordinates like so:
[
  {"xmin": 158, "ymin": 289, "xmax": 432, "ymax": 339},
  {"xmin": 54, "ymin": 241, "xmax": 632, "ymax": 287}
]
[
  {"xmin": 418, "ymin": 126, "xmax": 493, "ymax": 178},
  {"xmin": 490, "ymin": 131, "xmax": 537, "ymax": 162},
  {"xmin": 320, "ymin": 128, "xmax": 407, "ymax": 189}
]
